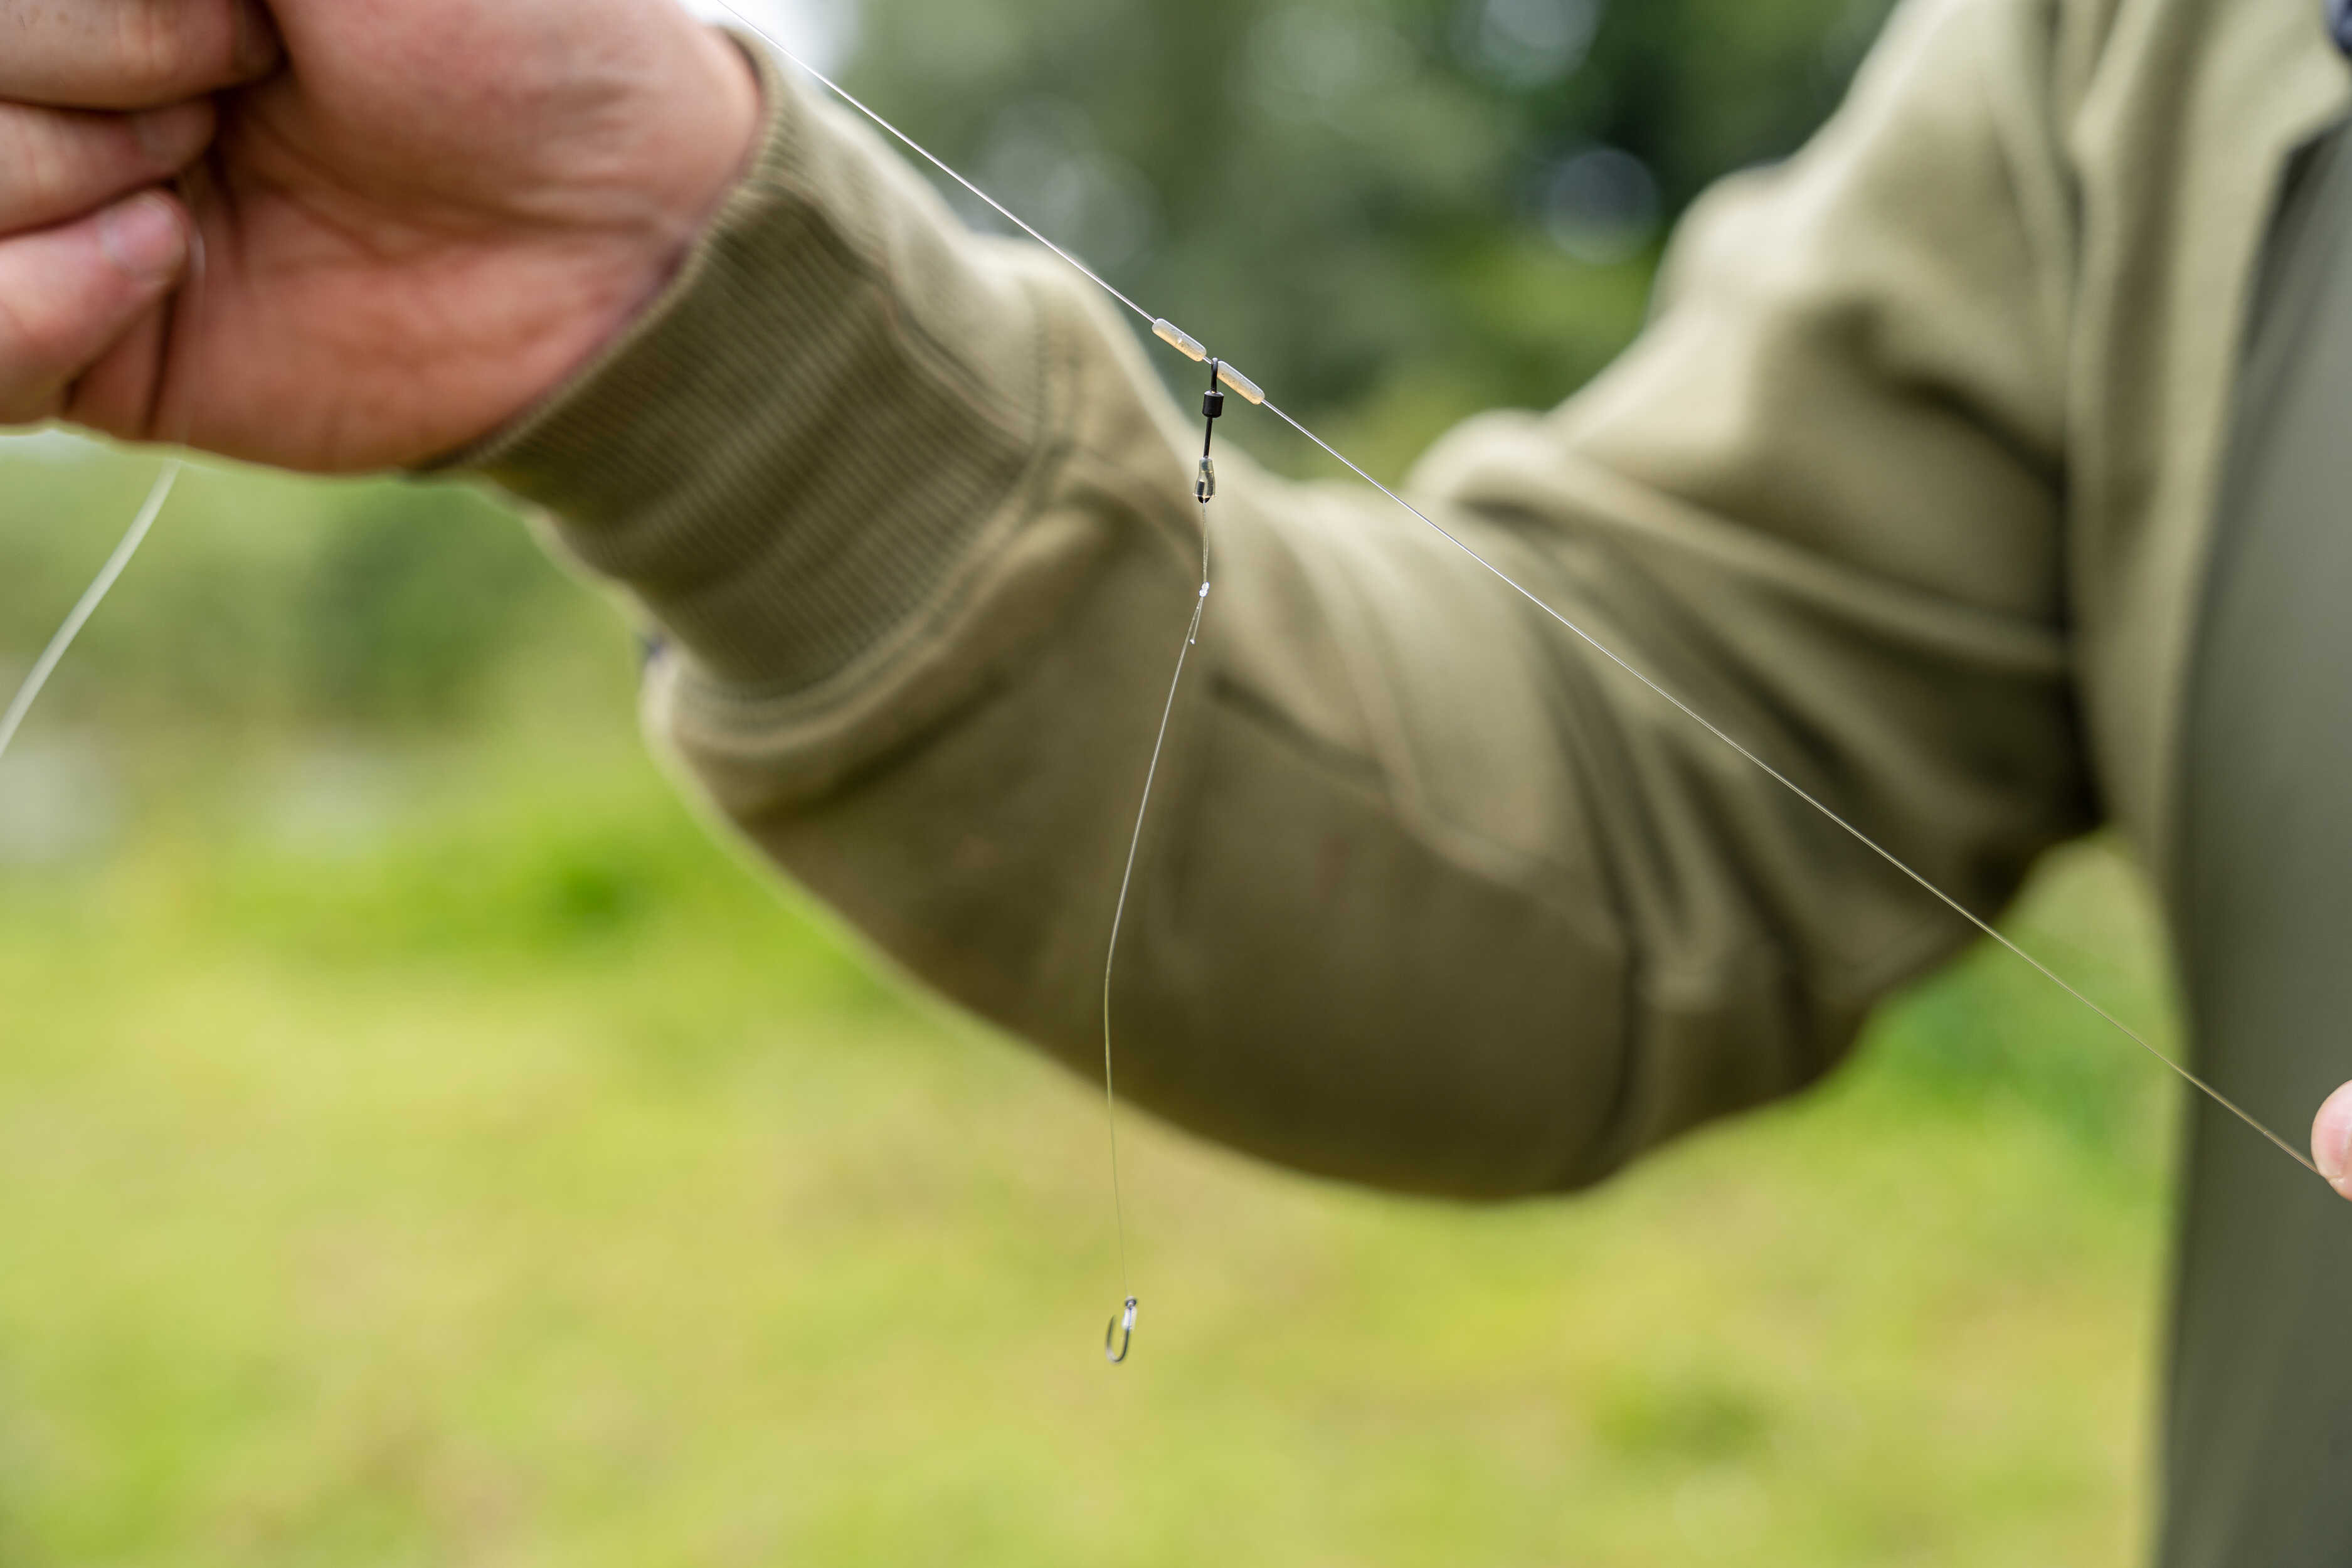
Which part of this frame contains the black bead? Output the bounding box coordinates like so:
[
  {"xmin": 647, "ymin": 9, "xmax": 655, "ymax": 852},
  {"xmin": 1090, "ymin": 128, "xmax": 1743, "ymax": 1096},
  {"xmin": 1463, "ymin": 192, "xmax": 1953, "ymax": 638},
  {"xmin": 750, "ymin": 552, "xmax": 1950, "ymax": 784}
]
[{"xmin": 1202, "ymin": 388, "xmax": 1226, "ymax": 420}]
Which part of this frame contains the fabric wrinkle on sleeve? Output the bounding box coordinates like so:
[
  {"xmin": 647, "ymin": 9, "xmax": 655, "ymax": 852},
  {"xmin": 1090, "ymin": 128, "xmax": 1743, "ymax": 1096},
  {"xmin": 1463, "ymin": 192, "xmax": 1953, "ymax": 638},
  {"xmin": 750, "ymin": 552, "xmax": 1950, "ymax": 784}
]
[{"xmin": 464, "ymin": 0, "xmax": 2095, "ymax": 1199}]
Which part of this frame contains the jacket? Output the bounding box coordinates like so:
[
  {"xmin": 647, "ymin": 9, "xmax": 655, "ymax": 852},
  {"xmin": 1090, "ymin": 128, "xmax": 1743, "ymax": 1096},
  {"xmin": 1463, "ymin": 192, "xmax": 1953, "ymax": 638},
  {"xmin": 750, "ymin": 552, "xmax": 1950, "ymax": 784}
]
[{"xmin": 466, "ymin": 0, "xmax": 2351, "ymax": 1198}]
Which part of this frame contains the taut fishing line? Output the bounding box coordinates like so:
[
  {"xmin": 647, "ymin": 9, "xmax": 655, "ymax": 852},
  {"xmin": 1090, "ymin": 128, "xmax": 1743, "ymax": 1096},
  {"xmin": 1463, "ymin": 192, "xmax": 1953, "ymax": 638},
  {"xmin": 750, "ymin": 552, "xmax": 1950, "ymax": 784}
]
[{"xmin": 703, "ymin": 2, "xmax": 2330, "ymax": 1364}]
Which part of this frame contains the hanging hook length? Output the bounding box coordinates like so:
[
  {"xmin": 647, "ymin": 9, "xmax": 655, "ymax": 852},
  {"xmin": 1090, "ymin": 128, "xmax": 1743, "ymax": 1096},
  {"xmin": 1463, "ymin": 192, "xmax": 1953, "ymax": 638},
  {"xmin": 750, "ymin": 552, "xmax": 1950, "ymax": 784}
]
[{"xmin": 1096, "ymin": 364, "xmax": 1226, "ymax": 1374}]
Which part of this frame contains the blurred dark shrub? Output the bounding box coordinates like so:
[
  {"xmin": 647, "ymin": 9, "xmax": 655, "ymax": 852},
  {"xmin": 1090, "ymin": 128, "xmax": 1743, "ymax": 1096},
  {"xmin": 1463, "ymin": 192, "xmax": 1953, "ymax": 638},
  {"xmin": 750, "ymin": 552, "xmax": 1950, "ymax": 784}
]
[
  {"xmin": 850, "ymin": 0, "xmax": 1896, "ymax": 430},
  {"xmin": 299, "ymin": 483, "xmax": 558, "ymax": 723}
]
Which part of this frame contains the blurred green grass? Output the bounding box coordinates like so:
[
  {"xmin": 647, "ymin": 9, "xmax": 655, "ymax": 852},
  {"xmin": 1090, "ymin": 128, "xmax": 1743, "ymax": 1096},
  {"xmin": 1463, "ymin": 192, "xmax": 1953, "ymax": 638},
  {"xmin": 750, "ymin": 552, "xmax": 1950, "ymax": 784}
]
[{"xmin": 3, "ymin": 451, "xmax": 2182, "ymax": 1567}]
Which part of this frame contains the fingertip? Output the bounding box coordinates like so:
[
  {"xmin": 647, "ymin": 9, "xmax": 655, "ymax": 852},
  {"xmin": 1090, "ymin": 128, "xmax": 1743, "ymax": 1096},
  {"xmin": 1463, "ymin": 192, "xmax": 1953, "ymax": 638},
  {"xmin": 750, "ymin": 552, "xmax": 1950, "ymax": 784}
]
[
  {"xmin": 2310, "ymin": 1081, "xmax": 2352, "ymax": 1197},
  {"xmin": 230, "ymin": 0, "xmax": 286, "ymax": 82},
  {"xmin": 98, "ymin": 192, "xmax": 190, "ymax": 286},
  {"xmin": 0, "ymin": 200, "xmax": 186, "ymax": 427},
  {"xmin": 129, "ymin": 100, "xmax": 218, "ymax": 173}
]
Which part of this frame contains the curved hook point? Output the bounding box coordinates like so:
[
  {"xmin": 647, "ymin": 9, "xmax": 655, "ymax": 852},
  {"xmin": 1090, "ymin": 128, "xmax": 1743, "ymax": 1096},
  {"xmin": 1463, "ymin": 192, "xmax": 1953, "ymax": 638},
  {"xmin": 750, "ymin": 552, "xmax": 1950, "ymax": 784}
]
[{"xmin": 1104, "ymin": 1296, "xmax": 1139, "ymax": 1365}]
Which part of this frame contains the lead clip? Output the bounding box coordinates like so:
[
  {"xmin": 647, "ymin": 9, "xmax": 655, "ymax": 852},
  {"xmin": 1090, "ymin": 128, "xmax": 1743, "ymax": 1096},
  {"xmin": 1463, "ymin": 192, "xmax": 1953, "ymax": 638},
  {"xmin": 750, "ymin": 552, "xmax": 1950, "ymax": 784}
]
[{"xmin": 1196, "ymin": 359, "xmax": 1226, "ymax": 504}]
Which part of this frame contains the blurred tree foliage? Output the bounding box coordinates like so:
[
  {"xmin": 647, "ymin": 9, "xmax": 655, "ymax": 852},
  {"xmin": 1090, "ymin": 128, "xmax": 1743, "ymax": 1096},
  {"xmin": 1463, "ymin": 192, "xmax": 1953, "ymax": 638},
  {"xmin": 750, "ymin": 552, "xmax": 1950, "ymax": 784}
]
[
  {"xmin": 849, "ymin": 0, "xmax": 1896, "ymax": 433},
  {"xmin": 300, "ymin": 484, "xmax": 563, "ymax": 722},
  {"xmin": 0, "ymin": 456, "xmax": 581, "ymax": 732}
]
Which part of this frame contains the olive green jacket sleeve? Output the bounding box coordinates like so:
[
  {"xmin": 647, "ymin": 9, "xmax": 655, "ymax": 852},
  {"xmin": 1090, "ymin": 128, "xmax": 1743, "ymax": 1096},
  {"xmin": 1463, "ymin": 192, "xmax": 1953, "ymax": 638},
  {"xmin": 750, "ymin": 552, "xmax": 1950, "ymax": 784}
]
[{"xmin": 466, "ymin": 0, "xmax": 2095, "ymax": 1197}]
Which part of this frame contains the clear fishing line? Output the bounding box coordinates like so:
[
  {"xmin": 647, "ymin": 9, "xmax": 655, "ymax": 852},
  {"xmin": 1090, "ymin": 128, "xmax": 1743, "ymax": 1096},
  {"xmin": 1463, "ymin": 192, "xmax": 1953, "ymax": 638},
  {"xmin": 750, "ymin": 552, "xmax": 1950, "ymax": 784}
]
[
  {"xmin": 701, "ymin": 1, "xmax": 2325, "ymax": 1362},
  {"xmin": 1096, "ymin": 358, "xmax": 1226, "ymax": 1364},
  {"xmin": 0, "ymin": 210, "xmax": 203, "ymax": 773},
  {"xmin": 0, "ymin": 461, "xmax": 179, "ymax": 767}
]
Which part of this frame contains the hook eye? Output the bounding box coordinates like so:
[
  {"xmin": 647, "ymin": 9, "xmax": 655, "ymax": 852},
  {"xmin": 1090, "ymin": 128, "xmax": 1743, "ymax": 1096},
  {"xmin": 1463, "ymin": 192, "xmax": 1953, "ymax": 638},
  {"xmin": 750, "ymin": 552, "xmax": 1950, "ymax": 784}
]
[{"xmin": 1104, "ymin": 1296, "xmax": 1139, "ymax": 1365}]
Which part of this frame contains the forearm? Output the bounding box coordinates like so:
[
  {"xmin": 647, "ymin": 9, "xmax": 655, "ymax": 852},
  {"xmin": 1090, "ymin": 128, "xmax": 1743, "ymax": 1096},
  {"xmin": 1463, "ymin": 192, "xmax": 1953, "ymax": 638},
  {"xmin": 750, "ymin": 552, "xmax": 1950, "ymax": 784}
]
[
  {"xmin": 470, "ymin": 4, "xmax": 2093, "ymax": 1197},
  {"xmin": 463, "ymin": 47, "xmax": 1643, "ymax": 1193}
]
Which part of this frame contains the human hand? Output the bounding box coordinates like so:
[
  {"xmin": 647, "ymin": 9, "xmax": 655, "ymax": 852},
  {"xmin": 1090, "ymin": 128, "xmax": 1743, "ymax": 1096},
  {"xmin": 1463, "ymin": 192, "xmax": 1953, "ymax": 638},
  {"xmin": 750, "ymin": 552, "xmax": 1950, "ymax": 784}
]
[
  {"xmin": 0, "ymin": 3, "xmax": 267, "ymax": 430},
  {"xmin": 0, "ymin": 0, "xmax": 761, "ymax": 471},
  {"xmin": 2313, "ymin": 1082, "xmax": 2352, "ymax": 1199}
]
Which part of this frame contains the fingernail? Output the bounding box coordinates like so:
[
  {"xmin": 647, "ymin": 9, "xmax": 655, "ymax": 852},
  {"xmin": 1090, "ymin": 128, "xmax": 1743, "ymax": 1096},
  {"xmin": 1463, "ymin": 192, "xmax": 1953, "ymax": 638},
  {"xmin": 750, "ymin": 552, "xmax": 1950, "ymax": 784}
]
[
  {"xmin": 100, "ymin": 195, "xmax": 188, "ymax": 283},
  {"xmin": 2313, "ymin": 1084, "xmax": 2352, "ymax": 1188}
]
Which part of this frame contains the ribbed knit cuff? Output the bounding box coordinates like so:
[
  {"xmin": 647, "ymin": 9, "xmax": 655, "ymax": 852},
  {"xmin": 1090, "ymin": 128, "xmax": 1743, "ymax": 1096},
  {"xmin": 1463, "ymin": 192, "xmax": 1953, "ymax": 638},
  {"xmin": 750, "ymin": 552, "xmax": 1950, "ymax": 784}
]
[{"xmin": 456, "ymin": 34, "xmax": 1049, "ymax": 698}]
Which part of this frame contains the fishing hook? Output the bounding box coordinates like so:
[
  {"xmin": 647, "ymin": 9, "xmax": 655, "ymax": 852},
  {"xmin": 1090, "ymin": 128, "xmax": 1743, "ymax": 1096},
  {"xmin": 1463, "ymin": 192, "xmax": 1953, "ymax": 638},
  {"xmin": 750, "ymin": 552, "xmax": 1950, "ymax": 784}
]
[{"xmin": 1105, "ymin": 1296, "xmax": 1139, "ymax": 1364}]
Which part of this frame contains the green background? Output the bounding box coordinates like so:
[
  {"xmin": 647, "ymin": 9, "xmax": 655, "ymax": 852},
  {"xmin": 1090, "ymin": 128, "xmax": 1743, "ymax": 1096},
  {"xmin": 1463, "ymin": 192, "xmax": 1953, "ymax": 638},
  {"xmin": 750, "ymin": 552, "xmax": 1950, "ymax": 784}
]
[{"xmin": 0, "ymin": 0, "xmax": 2193, "ymax": 1561}]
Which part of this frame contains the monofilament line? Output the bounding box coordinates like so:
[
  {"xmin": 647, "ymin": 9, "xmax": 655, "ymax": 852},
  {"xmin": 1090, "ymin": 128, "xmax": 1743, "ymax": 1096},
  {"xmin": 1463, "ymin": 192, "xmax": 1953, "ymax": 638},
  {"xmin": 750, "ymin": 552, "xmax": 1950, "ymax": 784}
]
[
  {"xmin": 1098, "ymin": 527, "xmax": 1212, "ymax": 1365},
  {"xmin": 0, "ymin": 459, "xmax": 180, "ymax": 770},
  {"xmin": 6, "ymin": 210, "xmax": 204, "ymax": 776},
  {"xmin": 703, "ymin": 2, "xmax": 1157, "ymax": 328},
  {"xmin": 1254, "ymin": 401, "xmax": 2321, "ymax": 1179},
  {"xmin": 723, "ymin": 17, "xmax": 2324, "ymax": 1197}
]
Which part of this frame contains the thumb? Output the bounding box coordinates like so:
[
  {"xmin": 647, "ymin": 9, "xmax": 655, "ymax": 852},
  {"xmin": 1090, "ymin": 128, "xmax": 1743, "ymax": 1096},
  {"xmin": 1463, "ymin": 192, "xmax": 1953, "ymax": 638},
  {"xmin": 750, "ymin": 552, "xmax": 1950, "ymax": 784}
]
[
  {"xmin": 2311, "ymin": 1081, "xmax": 2352, "ymax": 1199},
  {"xmin": 0, "ymin": 190, "xmax": 189, "ymax": 425}
]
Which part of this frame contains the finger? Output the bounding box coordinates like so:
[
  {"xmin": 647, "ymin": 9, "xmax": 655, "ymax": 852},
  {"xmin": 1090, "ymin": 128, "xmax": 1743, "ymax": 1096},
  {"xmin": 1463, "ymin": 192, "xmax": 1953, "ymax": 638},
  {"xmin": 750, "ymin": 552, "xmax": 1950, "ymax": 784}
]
[
  {"xmin": 2312, "ymin": 1081, "xmax": 2352, "ymax": 1199},
  {"xmin": 0, "ymin": 0, "xmax": 281, "ymax": 109},
  {"xmin": 0, "ymin": 191, "xmax": 189, "ymax": 425},
  {"xmin": 0, "ymin": 99, "xmax": 213, "ymax": 233}
]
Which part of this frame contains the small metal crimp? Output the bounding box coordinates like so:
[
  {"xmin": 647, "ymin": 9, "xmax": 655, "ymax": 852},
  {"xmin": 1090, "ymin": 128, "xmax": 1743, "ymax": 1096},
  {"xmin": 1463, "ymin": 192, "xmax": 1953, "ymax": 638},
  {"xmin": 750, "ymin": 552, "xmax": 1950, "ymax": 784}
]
[
  {"xmin": 1196, "ymin": 455, "xmax": 1217, "ymax": 503},
  {"xmin": 1153, "ymin": 318, "xmax": 1208, "ymax": 362},
  {"xmin": 1213, "ymin": 361, "xmax": 1264, "ymax": 406},
  {"xmin": 1105, "ymin": 1296, "xmax": 1140, "ymax": 1364}
]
